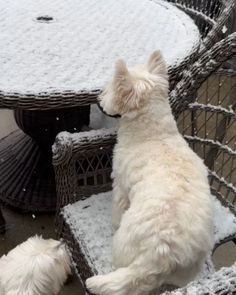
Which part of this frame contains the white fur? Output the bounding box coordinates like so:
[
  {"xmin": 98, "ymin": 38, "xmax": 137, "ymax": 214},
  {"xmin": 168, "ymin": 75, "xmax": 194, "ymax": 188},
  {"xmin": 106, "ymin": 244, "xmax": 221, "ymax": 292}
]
[
  {"xmin": 0, "ymin": 236, "xmax": 71, "ymax": 295},
  {"xmin": 86, "ymin": 51, "xmax": 214, "ymax": 295}
]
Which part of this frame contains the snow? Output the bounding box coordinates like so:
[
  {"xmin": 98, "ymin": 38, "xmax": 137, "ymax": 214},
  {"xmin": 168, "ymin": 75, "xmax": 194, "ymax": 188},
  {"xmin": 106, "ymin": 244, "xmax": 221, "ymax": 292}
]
[
  {"xmin": 0, "ymin": 0, "xmax": 200, "ymax": 95},
  {"xmin": 184, "ymin": 135, "xmax": 236, "ymax": 156},
  {"xmin": 210, "ymin": 171, "xmax": 236, "ymax": 196},
  {"xmin": 164, "ymin": 264, "xmax": 236, "ymax": 294},
  {"xmin": 189, "ymin": 102, "xmax": 235, "ymax": 116},
  {"xmin": 212, "ymin": 194, "xmax": 236, "ymax": 243},
  {"xmin": 62, "ymin": 192, "xmax": 113, "ymax": 274},
  {"xmin": 52, "ymin": 127, "xmax": 116, "ymax": 153},
  {"xmin": 52, "ymin": 104, "xmax": 118, "ymax": 151},
  {"xmin": 55, "ymin": 128, "xmax": 117, "ymax": 148},
  {"xmin": 222, "ymin": 25, "xmax": 228, "ymax": 34},
  {"xmin": 168, "ymin": 3, "xmax": 216, "ymax": 27},
  {"xmin": 53, "ymin": 127, "xmax": 116, "ymax": 155},
  {"xmin": 62, "ymin": 191, "xmax": 236, "ymax": 277}
]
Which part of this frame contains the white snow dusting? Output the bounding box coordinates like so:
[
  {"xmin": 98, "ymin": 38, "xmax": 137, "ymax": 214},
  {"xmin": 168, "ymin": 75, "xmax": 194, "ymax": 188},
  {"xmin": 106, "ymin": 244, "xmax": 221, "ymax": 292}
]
[
  {"xmin": 63, "ymin": 191, "xmax": 236, "ymax": 278},
  {"xmin": 0, "ymin": 0, "xmax": 200, "ymax": 94}
]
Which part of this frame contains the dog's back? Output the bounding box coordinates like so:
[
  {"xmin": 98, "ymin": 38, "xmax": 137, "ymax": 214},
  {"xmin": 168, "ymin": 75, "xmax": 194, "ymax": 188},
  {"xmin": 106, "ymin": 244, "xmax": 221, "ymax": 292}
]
[{"xmin": 86, "ymin": 51, "xmax": 214, "ymax": 295}]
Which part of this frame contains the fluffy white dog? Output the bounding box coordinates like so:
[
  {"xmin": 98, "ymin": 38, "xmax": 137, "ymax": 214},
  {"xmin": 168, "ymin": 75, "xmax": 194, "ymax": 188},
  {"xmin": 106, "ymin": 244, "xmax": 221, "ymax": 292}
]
[
  {"xmin": 0, "ymin": 236, "xmax": 71, "ymax": 295},
  {"xmin": 86, "ymin": 51, "xmax": 214, "ymax": 295}
]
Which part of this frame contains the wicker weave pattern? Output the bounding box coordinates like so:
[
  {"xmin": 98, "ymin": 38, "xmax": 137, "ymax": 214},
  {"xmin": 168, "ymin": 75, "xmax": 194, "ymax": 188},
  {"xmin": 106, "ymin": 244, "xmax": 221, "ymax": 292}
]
[
  {"xmin": 163, "ymin": 264, "xmax": 236, "ymax": 295},
  {"xmin": 57, "ymin": 211, "xmax": 236, "ymax": 294},
  {"xmin": 170, "ymin": 32, "xmax": 236, "ymax": 116},
  {"xmin": 164, "ymin": 0, "xmax": 236, "ymax": 87},
  {"xmin": 167, "ymin": 0, "xmax": 236, "ymax": 55},
  {"xmin": 53, "ymin": 130, "xmax": 116, "ymax": 211},
  {"xmin": 0, "ymin": 206, "xmax": 5, "ymax": 234}
]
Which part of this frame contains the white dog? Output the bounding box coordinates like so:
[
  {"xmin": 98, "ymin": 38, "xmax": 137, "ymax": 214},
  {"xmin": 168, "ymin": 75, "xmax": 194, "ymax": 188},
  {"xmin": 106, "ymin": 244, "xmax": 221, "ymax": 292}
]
[
  {"xmin": 0, "ymin": 236, "xmax": 71, "ymax": 295},
  {"xmin": 86, "ymin": 51, "xmax": 214, "ymax": 295}
]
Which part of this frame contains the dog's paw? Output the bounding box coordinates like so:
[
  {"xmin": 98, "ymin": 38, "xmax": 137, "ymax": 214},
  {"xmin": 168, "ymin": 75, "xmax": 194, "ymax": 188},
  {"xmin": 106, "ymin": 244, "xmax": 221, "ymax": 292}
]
[{"xmin": 86, "ymin": 276, "xmax": 106, "ymax": 295}]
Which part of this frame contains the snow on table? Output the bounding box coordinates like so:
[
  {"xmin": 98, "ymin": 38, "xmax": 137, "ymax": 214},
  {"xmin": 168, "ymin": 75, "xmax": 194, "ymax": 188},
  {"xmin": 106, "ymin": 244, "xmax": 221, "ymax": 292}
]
[
  {"xmin": 0, "ymin": 0, "xmax": 200, "ymax": 95},
  {"xmin": 62, "ymin": 191, "xmax": 236, "ymax": 276}
]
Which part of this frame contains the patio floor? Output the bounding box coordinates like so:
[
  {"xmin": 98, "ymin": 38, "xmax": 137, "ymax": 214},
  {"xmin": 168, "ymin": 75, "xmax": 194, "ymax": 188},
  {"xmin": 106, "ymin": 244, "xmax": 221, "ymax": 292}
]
[{"xmin": 0, "ymin": 110, "xmax": 235, "ymax": 295}]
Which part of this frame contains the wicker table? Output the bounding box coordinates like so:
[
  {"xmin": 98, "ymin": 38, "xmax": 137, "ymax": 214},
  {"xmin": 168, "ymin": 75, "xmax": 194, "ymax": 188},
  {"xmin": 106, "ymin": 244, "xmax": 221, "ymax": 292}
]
[{"xmin": 0, "ymin": 0, "xmax": 200, "ymax": 212}]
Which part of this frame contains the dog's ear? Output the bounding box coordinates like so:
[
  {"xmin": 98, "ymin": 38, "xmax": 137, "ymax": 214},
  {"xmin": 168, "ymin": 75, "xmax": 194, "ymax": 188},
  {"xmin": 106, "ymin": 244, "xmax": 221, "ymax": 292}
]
[
  {"xmin": 114, "ymin": 59, "xmax": 133, "ymax": 92},
  {"xmin": 113, "ymin": 59, "xmax": 138, "ymax": 112},
  {"xmin": 147, "ymin": 50, "xmax": 167, "ymax": 77},
  {"xmin": 113, "ymin": 59, "xmax": 152, "ymax": 113}
]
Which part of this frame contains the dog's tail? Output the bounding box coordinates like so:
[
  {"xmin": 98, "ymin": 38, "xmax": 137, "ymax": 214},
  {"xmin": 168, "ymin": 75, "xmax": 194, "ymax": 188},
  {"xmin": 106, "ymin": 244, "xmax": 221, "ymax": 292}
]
[{"xmin": 86, "ymin": 261, "xmax": 164, "ymax": 295}]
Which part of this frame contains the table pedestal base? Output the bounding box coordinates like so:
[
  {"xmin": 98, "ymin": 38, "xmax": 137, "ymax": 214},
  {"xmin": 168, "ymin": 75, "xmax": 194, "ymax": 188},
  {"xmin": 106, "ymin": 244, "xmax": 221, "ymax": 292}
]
[
  {"xmin": 0, "ymin": 105, "xmax": 91, "ymax": 212},
  {"xmin": 0, "ymin": 130, "xmax": 56, "ymax": 212}
]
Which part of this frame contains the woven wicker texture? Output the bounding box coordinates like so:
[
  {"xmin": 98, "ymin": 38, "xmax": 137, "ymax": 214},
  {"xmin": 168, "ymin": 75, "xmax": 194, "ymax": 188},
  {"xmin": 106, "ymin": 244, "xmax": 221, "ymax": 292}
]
[
  {"xmin": 53, "ymin": 128, "xmax": 117, "ymax": 210},
  {"xmin": 0, "ymin": 104, "xmax": 93, "ymax": 212},
  {"xmin": 0, "ymin": 206, "xmax": 5, "ymax": 234},
  {"xmin": 162, "ymin": 264, "xmax": 236, "ymax": 295},
  {"xmin": 57, "ymin": 214, "xmax": 236, "ymax": 295},
  {"xmin": 53, "ymin": 33, "xmax": 236, "ymax": 294},
  {"xmin": 0, "ymin": 130, "xmax": 57, "ymax": 212},
  {"xmin": 0, "ymin": 0, "xmax": 200, "ymax": 92},
  {"xmin": 166, "ymin": 0, "xmax": 236, "ymax": 54},
  {"xmin": 0, "ymin": 0, "xmax": 201, "ymax": 110},
  {"xmin": 162, "ymin": 0, "xmax": 236, "ymax": 87}
]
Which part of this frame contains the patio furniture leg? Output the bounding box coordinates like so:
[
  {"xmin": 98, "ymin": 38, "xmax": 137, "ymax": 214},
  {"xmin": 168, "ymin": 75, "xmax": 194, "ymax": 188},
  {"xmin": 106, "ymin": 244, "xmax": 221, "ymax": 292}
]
[{"xmin": 0, "ymin": 106, "xmax": 90, "ymax": 212}]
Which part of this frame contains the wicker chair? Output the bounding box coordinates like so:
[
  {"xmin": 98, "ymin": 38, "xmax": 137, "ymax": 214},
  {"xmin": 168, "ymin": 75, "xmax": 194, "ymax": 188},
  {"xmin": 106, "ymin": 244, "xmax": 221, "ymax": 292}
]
[
  {"xmin": 166, "ymin": 0, "xmax": 236, "ymax": 53},
  {"xmin": 53, "ymin": 33, "xmax": 236, "ymax": 294},
  {"xmin": 165, "ymin": 0, "xmax": 236, "ymax": 85}
]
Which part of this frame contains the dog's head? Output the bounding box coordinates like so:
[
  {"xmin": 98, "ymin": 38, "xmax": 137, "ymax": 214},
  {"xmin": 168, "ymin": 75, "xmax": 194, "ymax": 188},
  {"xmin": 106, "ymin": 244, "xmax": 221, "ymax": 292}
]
[
  {"xmin": 99, "ymin": 50, "xmax": 168, "ymax": 117},
  {"xmin": 0, "ymin": 236, "xmax": 72, "ymax": 295},
  {"xmin": 26, "ymin": 236, "xmax": 72, "ymax": 288}
]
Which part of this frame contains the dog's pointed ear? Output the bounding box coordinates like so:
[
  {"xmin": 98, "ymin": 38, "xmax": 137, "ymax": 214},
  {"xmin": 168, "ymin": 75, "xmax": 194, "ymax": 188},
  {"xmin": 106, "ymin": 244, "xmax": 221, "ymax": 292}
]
[
  {"xmin": 113, "ymin": 59, "xmax": 143, "ymax": 113},
  {"xmin": 147, "ymin": 50, "xmax": 167, "ymax": 76},
  {"xmin": 114, "ymin": 59, "xmax": 133, "ymax": 90},
  {"xmin": 115, "ymin": 59, "xmax": 129, "ymax": 76},
  {"xmin": 113, "ymin": 59, "xmax": 149, "ymax": 113}
]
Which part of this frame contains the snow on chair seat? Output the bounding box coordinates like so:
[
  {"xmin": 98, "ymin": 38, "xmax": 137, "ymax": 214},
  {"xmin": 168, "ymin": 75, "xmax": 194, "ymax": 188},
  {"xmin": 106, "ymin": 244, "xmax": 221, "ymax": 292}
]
[{"xmin": 61, "ymin": 191, "xmax": 236, "ymax": 281}]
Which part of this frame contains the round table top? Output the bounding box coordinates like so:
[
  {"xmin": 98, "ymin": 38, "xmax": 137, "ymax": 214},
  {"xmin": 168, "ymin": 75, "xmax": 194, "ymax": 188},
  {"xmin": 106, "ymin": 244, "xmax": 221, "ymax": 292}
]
[{"xmin": 0, "ymin": 0, "xmax": 200, "ymax": 109}]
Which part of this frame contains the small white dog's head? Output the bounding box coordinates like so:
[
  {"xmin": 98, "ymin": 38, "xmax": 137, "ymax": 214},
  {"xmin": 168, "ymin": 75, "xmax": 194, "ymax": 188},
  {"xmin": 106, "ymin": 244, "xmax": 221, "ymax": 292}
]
[
  {"xmin": 0, "ymin": 236, "xmax": 71, "ymax": 295},
  {"xmin": 99, "ymin": 50, "xmax": 169, "ymax": 117}
]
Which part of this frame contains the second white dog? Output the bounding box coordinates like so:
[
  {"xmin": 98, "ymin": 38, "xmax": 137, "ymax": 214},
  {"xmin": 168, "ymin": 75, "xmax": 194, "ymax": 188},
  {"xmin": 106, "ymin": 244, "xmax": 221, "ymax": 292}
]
[
  {"xmin": 86, "ymin": 51, "xmax": 214, "ymax": 295},
  {"xmin": 0, "ymin": 235, "xmax": 71, "ymax": 295}
]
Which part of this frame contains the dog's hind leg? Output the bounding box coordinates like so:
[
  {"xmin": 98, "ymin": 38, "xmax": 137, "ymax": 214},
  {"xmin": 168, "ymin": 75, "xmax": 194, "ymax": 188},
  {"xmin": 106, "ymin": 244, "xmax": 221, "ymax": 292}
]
[{"xmin": 86, "ymin": 256, "xmax": 164, "ymax": 295}]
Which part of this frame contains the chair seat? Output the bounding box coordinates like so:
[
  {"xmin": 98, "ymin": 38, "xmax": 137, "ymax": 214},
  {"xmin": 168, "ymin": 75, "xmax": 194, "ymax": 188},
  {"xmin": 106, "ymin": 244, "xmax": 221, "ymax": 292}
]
[{"xmin": 62, "ymin": 191, "xmax": 236, "ymax": 278}]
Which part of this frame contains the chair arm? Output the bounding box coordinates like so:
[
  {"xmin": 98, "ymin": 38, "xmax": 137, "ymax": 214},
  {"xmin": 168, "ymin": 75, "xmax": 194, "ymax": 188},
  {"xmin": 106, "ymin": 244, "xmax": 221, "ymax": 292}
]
[
  {"xmin": 201, "ymin": 0, "xmax": 236, "ymax": 55},
  {"xmin": 164, "ymin": 264, "xmax": 236, "ymax": 294},
  {"xmin": 170, "ymin": 32, "xmax": 236, "ymax": 117},
  {"xmin": 52, "ymin": 128, "xmax": 117, "ymax": 212}
]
